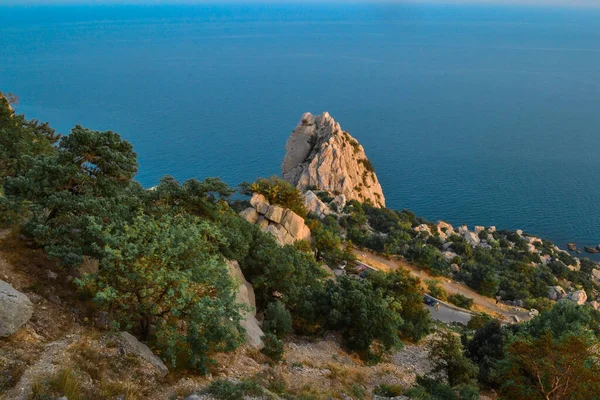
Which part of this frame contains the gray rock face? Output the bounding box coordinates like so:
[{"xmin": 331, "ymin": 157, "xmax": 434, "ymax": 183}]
[
  {"xmin": 567, "ymin": 290, "xmax": 587, "ymax": 305},
  {"xmin": 282, "ymin": 112, "xmax": 385, "ymax": 207},
  {"xmin": 0, "ymin": 280, "xmax": 33, "ymax": 337},
  {"xmin": 548, "ymin": 285, "xmax": 567, "ymax": 301},
  {"xmin": 463, "ymin": 231, "xmax": 481, "ymax": 247},
  {"xmin": 241, "ymin": 193, "xmax": 311, "ymax": 246},
  {"xmin": 118, "ymin": 331, "xmax": 169, "ymax": 378},
  {"xmin": 227, "ymin": 260, "xmax": 264, "ymax": 350}
]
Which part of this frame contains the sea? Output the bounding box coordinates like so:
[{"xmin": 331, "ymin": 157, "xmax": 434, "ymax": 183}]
[{"xmin": 1, "ymin": 3, "xmax": 599, "ymax": 259}]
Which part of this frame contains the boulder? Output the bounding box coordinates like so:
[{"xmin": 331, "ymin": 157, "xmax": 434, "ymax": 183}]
[
  {"xmin": 527, "ymin": 244, "xmax": 537, "ymax": 254},
  {"xmin": 450, "ymin": 263, "xmax": 461, "ymax": 273},
  {"xmin": 442, "ymin": 251, "xmax": 458, "ymax": 262},
  {"xmin": 567, "ymin": 290, "xmax": 587, "ymax": 305},
  {"xmin": 516, "ymin": 229, "xmax": 523, "ymax": 236},
  {"xmin": 0, "ymin": 280, "xmax": 33, "ymax": 337},
  {"xmin": 474, "ymin": 226, "xmax": 485, "ymax": 234},
  {"xmin": 281, "ymin": 210, "xmax": 309, "ymax": 240},
  {"xmin": 436, "ymin": 221, "xmax": 455, "ymax": 236},
  {"xmin": 281, "ymin": 112, "xmax": 385, "ymax": 207},
  {"xmin": 303, "ymin": 190, "xmax": 331, "ymax": 218},
  {"xmin": 592, "ymin": 268, "xmax": 600, "ymax": 285},
  {"xmin": 540, "ymin": 254, "xmax": 551, "ymax": 265},
  {"xmin": 414, "ymin": 224, "xmax": 431, "ymax": 235},
  {"xmin": 250, "ymin": 193, "xmax": 270, "ymax": 215},
  {"xmin": 240, "ymin": 207, "xmax": 259, "ymax": 224},
  {"xmin": 118, "ymin": 332, "xmax": 169, "ymax": 378},
  {"xmin": 256, "ymin": 216, "xmax": 269, "ymax": 230},
  {"xmin": 567, "ymin": 242, "xmax": 577, "ymax": 251},
  {"xmin": 331, "ymin": 194, "xmax": 346, "ymax": 211},
  {"xmin": 464, "ymin": 232, "xmax": 480, "ymax": 247},
  {"xmin": 457, "ymin": 225, "xmax": 469, "ymax": 235},
  {"xmin": 548, "ymin": 285, "xmax": 566, "ymax": 301},
  {"xmin": 488, "ymin": 226, "xmax": 496, "ymax": 233},
  {"xmin": 227, "ymin": 260, "xmax": 264, "ymax": 350},
  {"xmin": 265, "ymin": 205, "xmax": 286, "ymax": 224}
]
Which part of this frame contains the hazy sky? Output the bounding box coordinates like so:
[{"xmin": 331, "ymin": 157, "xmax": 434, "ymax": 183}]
[{"xmin": 2, "ymin": 0, "xmax": 600, "ymax": 6}]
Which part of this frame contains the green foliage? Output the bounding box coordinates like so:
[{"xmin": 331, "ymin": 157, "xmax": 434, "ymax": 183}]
[
  {"xmin": 208, "ymin": 378, "xmax": 266, "ymax": 400},
  {"xmin": 262, "ymin": 333, "xmax": 285, "ymax": 362},
  {"xmin": 323, "ymin": 276, "xmax": 403, "ymax": 353},
  {"xmin": 369, "ymin": 269, "xmax": 432, "ymax": 342},
  {"xmin": 465, "ymin": 320, "xmax": 509, "ymax": 388},
  {"xmin": 406, "ymin": 376, "xmax": 479, "ymax": 400},
  {"xmin": 373, "ymin": 383, "xmax": 403, "ymax": 397},
  {"xmin": 429, "ymin": 331, "xmax": 479, "ymax": 388},
  {"xmin": 78, "ymin": 213, "xmax": 244, "ymax": 372},
  {"xmin": 263, "ymin": 301, "xmax": 293, "ymax": 338},
  {"xmin": 426, "ymin": 280, "xmax": 448, "ymax": 301},
  {"xmin": 448, "ymin": 294, "xmax": 474, "ymax": 310},
  {"xmin": 242, "ymin": 176, "xmax": 307, "ymax": 217}
]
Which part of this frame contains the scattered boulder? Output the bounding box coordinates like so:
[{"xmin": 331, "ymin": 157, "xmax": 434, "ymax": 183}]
[
  {"xmin": 281, "ymin": 112, "xmax": 385, "ymax": 207},
  {"xmin": 463, "ymin": 232, "xmax": 480, "ymax": 247},
  {"xmin": 548, "ymin": 285, "xmax": 566, "ymax": 301},
  {"xmin": 227, "ymin": 260, "xmax": 264, "ymax": 350},
  {"xmin": 331, "ymin": 194, "xmax": 346, "ymax": 211},
  {"xmin": 450, "ymin": 263, "xmax": 461, "ymax": 273},
  {"xmin": 592, "ymin": 269, "xmax": 600, "ymax": 285},
  {"xmin": 588, "ymin": 301, "xmax": 600, "ymax": 311},
  {"xmin": 585, "ymin": 246, "xmax": 600, "ymax": 254},
  {"xmin": 457, "ymin": 225, "xmax": 469, "ymax": 235},
  {"xmin": 239, "ymin": 207, "xmax": 259, "ymax": 224},
  {"xmin": 0, "ymin": 280, "xmax": 33, "ymax": 337},
  {"xmin": 567, "ymin": 243, "xmax": 577, "ymax": 251},
  {"xmin": 474, "ymin": 226, "xmax": 485, "ymax": 234},
  {"xmin": 442, "ymin": 251, "xmax": 458, "ymax": 262},
  {"xmin": 567, "ymin": 290, "xmax": 587, "ymax": 305},
  {"xmin": 414, "ymin": 224, "xmax": 431, "ymax": 235},
  {"xmin": 118, "ymin": 332, "xmax": 169, "ymax": 378},
  {"xmin": 488, "ymin": 226, "xmax": 496, "ymax": 233}
]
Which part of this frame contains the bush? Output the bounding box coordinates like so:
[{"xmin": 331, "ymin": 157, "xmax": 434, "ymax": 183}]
[
  {"xmin": 242, "ymin": 176, "xmax": 307, "ymax": 217},
  {"xmin": 448, "ymin": 294, "xmax": 474, "ymax": 310},
  {"xmin": 427, "ymin": 280, "xmax": 448, "ymax": 301},
  {"xmin": 262, "ymin": 333, "xmax": 285, "ymax": 362},
  {"xmin": 374, "ymin": 383, "xmax": 403, "ymax": 397},
  {"xmin": 263, "ymin": 301, "xmax": 293, "ymax": 338},
  {"xmin": 208, "ymin": 379, "xmax": 265, "ymax": 400}
]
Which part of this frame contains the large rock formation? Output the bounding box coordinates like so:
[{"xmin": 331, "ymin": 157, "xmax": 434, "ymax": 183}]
[
  {"xmin": 227, "ymin": 260, "xmax": 264, "ymax": 350},
  {"xmin": 281, "ymin": 112, "xmax": 385, "ymax": 208},
  {"xmin": 240, "ymin": 193, "xmax": 311, "ymax": 246},
  {"xmin": 0, "ymin": 280, "xmax": 33, "ymax": 337}
]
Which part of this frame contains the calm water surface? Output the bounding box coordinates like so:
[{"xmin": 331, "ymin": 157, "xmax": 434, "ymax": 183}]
[{"xmin": 1, "ymin": 4, "xmax": 599, "ymax": 258}]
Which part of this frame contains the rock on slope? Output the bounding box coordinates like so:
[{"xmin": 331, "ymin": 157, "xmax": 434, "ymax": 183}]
[{"xmin": 282, "ymin": 112, "xmax": 386, "ymax": 208}]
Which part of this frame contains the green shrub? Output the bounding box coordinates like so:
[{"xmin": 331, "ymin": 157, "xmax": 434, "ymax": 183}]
[
  {"xmin": 263, "ymin": 301, "xmax": 293, "ymax": 338},
  {"xmin": 448, "ymin": 294, "xmax": 474, "ymax": 310},
  {"xmin": 426, "ymin": 280, "xmax": 448, "ymax": 301},
  {"xmin": 262, "ymin": 333, "xmax": 285, "ymax": 362},
  {"xmin": 373, "ymin": 383, "xmax": 403, "ymax": 397},
  {"xmin": 242, "ymin": 176, "xmax": 307, "ymax": 217},
  {"xmin": 208, "ymin": 379, "xmax": 265, "ymax": 400}
]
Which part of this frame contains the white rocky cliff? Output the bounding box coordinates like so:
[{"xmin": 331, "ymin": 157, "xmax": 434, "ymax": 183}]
[{"xmin": 281, "ymin": 112, "xmax": 386, "ymax": 208}]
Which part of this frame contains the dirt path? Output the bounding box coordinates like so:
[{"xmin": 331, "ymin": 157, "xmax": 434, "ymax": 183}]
[{"xmin": 353, "ymin": 249, "xmax": 532, "ymax": 323}]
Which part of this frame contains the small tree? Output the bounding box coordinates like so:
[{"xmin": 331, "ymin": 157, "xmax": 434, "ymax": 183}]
[
  {"xmin": 429, "ymin": 331, "xmax": 479, "ymax": 388},
  {"xmin": 263, "ymin": 301, "xmax": 293, "ymax": 338}
]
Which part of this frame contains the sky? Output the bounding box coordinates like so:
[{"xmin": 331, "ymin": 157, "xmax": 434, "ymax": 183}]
[{"xmin": 1, "ymin": 0, "xmax": 600, "ymax": 6}]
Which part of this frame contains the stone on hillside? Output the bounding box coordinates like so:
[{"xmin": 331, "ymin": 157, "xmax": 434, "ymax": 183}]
[
  {"xmin": 118, "ymin": 332, "xmax": 169, "ymax": 378},
  {"xmin": 464, "ymin": 232, "xmax": 480, "ymax": 247},
  {"xmin": 0, "ymin": 280, "xmax": 33, "ymax": 337},
  {"xmin": 304, "ymin": 190, "xmax": 331, "ymax": 219},
  {"xmin": 256, "ymin": 216, "xmax": 269, "ymax": 230},
  {"xmin": 516, "ymin": 229, "xmax": 523, "ymax": 236},
  {"xmin": 281, "ymin": 210, "xmax": 307, "ymax": 240},
  {"xmin": 281, "ymin": 112, "xmax": 385, "ymax": 207},
  {"xmin": 414, "ymin": 224, "xmax": 431, "ymax": 235},
  {"xmin": 442, "ymin": 251, "xmax": 458, "ymax": 262},
  {"xmin": 332, "ymin": 194, "xmax": 346, "ymax": 211},
  {"xmin": 548, "ymin": 285, "xmax": 567, "ymax": 301},
  {"xmin": 436, "ymin": 221, "xmax": 454, "ymax": 236},
  {"xmin": 442, "ymin": 242, "xmax": 453, "ymax": 251},
  {"xmin": 450, "ymin": 263, "xmax": 461, "ymax": 273},
  {"xmin": 265, "ymin": 205, "xmax": 286, "ymax": 224},
  {"xmin": 488, "ymin": 226, "xmax": 496, "ymax": 232},
  {"xmin": 240, "ymin": 207, "xmax": 259, "ymax": 224},
  {"xmin": 474, "ymin": 226, "xmax": 485, "ymax": 234},
  {"xmin": 527, "ymin": 244, "xmax": 537, "ymax": 253},
  {"xmin": 250, "ymin": 193, "xmax": 270, "ymax": 215},
  {"xmin": 227, "ymin": 260, "xmax": 264, "ymax": 350},
  {"xmin": 540, "ymin": 254, "xmax": 551, "ymax": 265},
  {"xmin": 592, "ymin": 269, "xmax": 600, "ymax": 285},
  {"xmin": 567, "ymin": 290, "xmax": 587, "ymax": 305}
]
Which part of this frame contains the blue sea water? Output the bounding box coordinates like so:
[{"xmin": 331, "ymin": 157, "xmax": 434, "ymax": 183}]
[{"xmin": 1, "ymin": 3, "xmax": 599, "ymax": 259}]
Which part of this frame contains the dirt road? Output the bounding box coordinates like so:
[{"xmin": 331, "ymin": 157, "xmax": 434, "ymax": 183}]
[{"xmin": 353, "ymin": 249, "xmax": 532, "ymax": 323}]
